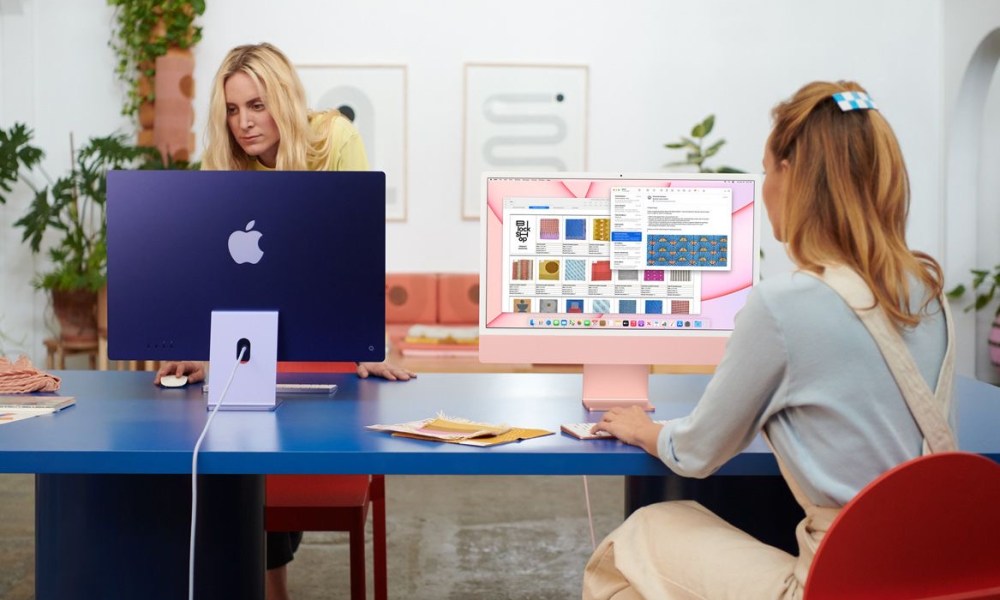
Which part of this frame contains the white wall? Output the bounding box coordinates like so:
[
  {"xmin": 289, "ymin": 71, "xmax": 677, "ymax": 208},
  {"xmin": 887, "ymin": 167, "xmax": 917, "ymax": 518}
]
[
  {"xmin": 0, "ymin": 0, "xmax": 128, "ymax": 363},
  {"xmin": 943, "ymin": 0, "xmax": 1000, "ymax": 382},
  {"xmin": 1, "ymin": 0, "xmax": 997, "ymax": 377}
]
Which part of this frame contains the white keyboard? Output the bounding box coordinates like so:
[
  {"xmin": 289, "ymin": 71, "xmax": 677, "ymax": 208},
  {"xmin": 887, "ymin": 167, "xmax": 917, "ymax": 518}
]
[{"xmin": 561, "ymin": 420, "xmax": 671, "ymax": 440}]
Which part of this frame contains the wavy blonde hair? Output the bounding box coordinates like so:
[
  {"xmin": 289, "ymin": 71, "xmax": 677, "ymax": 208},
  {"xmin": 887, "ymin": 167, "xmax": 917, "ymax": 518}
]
[
  {"xmin": 767, "ymin": 80, "xmax": 943, "ymax": 328},
  {"xmin": 202, "ymin": 43, "xmax": 331, "ymax": 171}
]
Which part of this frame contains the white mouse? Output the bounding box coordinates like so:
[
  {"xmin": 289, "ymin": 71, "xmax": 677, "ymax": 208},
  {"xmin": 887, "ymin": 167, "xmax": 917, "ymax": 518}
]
[{"xmin": 159, "ymin": 374, "xmax": 189, "ymax": 388}]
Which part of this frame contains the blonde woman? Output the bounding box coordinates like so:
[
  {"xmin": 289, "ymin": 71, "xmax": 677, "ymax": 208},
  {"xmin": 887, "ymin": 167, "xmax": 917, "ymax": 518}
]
[
  {"xmin": 584, "ymin": 81, "xmax": 954, "ymax": 599},
  {"xmin": 159, "ymin": 43, "xmax": 412, "ymax": 385},
  {"xmin": 156, "ymin": 42, "xmax": 414, "ymax": 600}
]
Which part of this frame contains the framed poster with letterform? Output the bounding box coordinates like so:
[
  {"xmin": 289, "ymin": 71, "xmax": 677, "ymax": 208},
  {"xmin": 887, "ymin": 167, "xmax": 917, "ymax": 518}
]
[
  {"xmin": 297, "ymin": 64, "xmax": 408, "ymax": 221},
  {"xmin": 462, "ymin": 63, "xmax": 589, "ymax": 219}
]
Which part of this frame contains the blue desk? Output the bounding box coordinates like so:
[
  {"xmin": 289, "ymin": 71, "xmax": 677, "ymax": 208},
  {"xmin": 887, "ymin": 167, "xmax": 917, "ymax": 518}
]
[{"xmin": 2, "ymin": 371, "xmax": 998, "ymax": 599}]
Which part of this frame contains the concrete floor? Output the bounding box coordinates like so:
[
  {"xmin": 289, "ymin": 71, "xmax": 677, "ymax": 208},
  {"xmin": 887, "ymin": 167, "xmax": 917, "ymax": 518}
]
[{"xmin": 0, "ymin": 473, "xmax": 624, "ymax": 599}]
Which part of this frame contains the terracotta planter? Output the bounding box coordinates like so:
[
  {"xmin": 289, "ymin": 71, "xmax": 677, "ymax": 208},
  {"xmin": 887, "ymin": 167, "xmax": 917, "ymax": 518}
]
[
  {"xmin": 153, "ymin": 47, "xmax": 195, "ymax": 163},
  {"xmin": 990, "ymin": 316, "xmax": 1000, "ymax": 368},
  {"xmin": 52, "ymin": 289, "xmax": 98, "ymax": 343}
]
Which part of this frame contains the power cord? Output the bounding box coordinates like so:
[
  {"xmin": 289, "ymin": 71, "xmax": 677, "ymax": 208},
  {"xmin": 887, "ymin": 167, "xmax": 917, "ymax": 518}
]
[
  {"xmin": 583, "ymin": 475, "xmax": 597, "ymax": 550},
  {"xmin": 189, "ymin": 347, "xmax": 246, "ymax": 600}
]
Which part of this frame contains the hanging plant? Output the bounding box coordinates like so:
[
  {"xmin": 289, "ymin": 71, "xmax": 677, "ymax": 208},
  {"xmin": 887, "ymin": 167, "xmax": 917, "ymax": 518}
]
[{"xmin": 107, "ymin": 0, "xmax": 206, "ymax": 119}]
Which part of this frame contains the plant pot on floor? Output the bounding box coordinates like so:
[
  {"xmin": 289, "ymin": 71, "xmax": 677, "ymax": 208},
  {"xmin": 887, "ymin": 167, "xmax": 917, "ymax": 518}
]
[{"xmin": 52, "ymin": 289, "xmax": 98, "ymax": 343}]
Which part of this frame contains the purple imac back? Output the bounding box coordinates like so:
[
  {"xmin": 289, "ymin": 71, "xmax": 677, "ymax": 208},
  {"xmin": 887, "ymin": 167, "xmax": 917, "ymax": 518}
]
[{"xmin": 106, "ymin": 170, "xmax": 386, "ymax": 362}]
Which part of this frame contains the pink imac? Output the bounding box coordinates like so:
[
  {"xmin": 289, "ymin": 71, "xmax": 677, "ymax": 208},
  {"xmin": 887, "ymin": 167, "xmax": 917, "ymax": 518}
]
[{"xmin": 479, "ymin": 172, "xmax": 762, "ymax": 411}]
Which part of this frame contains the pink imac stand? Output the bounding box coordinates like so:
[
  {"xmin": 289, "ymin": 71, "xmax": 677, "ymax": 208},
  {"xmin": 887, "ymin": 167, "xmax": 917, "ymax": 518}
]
[{"xmin": 582, "ymin": 364, "xmax": 654, "ymax": 412}]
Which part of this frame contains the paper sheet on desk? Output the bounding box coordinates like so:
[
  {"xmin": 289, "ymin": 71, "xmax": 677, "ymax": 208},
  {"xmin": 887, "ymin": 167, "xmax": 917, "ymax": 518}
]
[
  {"xmin": 366, "ymin": 413, "xmax": 553, "ymax": 447},
  {"xmin": 0, "ymin": 407, "xmax": 58, "ymax": 425}
]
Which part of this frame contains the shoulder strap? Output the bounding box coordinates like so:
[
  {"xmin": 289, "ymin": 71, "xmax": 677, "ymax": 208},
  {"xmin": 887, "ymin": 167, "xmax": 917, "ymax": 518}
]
[{"xmin": 802, "ymin": 265, "xmax": 956, "ymax": 453}]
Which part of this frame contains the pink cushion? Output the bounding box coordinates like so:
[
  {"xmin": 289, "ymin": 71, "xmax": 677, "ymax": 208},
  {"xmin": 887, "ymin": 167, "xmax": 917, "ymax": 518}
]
[
  {"xmin": 385, "ymin": 273, "xmax": 438, "ymax": 324},
  {"xmin": 437, "ymin": 273, "xmax": 479, "ymax": 324}
]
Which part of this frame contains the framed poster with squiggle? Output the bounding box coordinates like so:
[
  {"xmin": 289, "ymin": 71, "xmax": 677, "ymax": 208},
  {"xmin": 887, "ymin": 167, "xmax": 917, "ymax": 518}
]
[{"xmin": 462, "ymin": 64, "xmax": 588, "ymax": 219}]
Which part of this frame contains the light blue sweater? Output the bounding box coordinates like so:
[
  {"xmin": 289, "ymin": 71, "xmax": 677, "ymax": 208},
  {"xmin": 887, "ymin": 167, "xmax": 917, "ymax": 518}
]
[{"xmin": 657, "ymin": 271, "xmax": 950, "ymax": 507}]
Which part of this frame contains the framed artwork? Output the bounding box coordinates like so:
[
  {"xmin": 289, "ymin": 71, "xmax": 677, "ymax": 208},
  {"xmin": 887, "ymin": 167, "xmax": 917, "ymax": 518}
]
[
  {"xmin": 296, "ymin": 64, "xmax": 408, "ymax": 221},
  {"xmin": 462, "ymin": 63, "xmax": 589, "ymax": 219}
]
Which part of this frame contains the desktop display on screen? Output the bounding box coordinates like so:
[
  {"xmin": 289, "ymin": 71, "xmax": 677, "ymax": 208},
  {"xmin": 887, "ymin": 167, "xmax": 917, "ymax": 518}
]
[
  {"xmin": 479, "ymin": 172, "xmax": 761, "ymax": 410},
  {"xmin": 106, "ymin": 170, "xmax": 387, "ymax": 364}
]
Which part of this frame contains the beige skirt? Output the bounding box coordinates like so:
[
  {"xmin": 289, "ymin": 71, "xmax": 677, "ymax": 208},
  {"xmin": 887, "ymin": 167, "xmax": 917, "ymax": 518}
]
[{"xmin": 582, "ymin": 501, "xmax": 807, "ymax": 600}]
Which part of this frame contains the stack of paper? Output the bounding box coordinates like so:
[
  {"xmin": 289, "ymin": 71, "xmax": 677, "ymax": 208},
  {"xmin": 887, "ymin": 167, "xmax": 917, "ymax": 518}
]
[
  {"xmin": 0, "ymin": 395, "xmax": 75, "ymax": 426},
  {"xmin": 367, "ymin": 413, "xmax": 551, "ymax": 447}
]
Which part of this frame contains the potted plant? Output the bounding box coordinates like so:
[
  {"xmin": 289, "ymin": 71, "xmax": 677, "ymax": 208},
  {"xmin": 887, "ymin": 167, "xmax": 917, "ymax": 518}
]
[
  {"xmin": 664, "ymin": 114, "xmax": 744, "ymax": 173},
  {"xmin": 948, "ymin": 265, "xmax": 1000, "ymax": 368},
  {"xmin": 0, "ymin": 123, "xmax": 157, "ymax": 341}
]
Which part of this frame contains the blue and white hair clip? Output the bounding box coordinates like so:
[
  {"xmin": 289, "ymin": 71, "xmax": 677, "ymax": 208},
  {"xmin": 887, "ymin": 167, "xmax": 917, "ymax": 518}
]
[{"xmin": 832, "ymin": 91, "xmax": 878, "ymax": 112}]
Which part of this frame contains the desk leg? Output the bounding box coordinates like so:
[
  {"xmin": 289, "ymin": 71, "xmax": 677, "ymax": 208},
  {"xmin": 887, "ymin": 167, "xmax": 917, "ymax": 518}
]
[
  {"xmin": 36, "ymin": 474, "xmax": 264, "ymax": 600},
  {"xmin": 624, "ymin": 474, "xmax": 803, "ymax": 554}
]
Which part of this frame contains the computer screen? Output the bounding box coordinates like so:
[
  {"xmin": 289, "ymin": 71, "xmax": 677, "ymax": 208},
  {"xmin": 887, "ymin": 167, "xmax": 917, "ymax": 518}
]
[
  {"xmin": 479, "ymin": 172, "xmax": 761, "ymax": 410},
  {"xmin": 106, "ymin": 170, "xmax": 386, "ymax": 364}
]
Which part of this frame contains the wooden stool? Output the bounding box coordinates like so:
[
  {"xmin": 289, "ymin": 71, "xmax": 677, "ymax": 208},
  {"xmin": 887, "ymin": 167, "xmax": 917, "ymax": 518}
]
[{"xmin": 43, "ymin": 337, "xmax": 99, "ymax": 370}]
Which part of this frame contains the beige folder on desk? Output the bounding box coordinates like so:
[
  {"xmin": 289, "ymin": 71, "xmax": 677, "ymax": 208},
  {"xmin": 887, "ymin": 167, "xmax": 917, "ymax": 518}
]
[{"xmin": 368, "ymin": 414, "xmax": 553, "ymax": 447}]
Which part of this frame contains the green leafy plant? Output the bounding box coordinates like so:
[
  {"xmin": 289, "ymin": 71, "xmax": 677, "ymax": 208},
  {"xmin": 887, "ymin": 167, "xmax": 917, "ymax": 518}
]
[
  {"xmin": 948, "ymin": 266, "xmax": 1000, "ymax": 317},
  {"xmin": 107, "ymin": 0, "xmax": 206, "ymax": 118},
  {"xmin": 665, "ymin": 115, "xmax": 744, "ymax": 173},
  {"xmin": 0, "ymin": 123, "xmax": 160, "ymax": 291}
]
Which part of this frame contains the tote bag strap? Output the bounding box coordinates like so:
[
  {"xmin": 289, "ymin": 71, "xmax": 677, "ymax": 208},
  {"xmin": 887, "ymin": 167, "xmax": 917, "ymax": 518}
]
[{"xmin": 802, "ymin": 265, "xmax": 956, "ymax": 453}]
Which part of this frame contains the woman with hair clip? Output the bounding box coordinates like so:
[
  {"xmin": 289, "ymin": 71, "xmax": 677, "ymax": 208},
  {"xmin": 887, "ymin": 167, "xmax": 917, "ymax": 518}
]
[
  {"xmin": 154, "ymin": 42, "xmax": 415, "ymax": 600},
  {"xmin": 582, "ymin": 81, "xmax": 954, "ymax": 599}
]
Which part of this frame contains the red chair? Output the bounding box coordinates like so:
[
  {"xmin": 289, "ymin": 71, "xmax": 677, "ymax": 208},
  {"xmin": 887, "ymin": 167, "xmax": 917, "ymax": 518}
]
[
  {"xmin": 265, "ymin": 362, "xmax": 387, "ymax": 600},
  {"xmin": 804, "ymin": 451, "xmax": 1000, "ymax": 600}
]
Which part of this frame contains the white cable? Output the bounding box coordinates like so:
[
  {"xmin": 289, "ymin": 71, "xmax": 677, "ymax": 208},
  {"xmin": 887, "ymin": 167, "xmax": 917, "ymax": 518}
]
[
  {"xmin": 583, "ymin": 475, "xmax": 597, "ymax": 550},
  {"xmin": 189, "ymin": 349, "xmax": 245, "ymax": 600}
]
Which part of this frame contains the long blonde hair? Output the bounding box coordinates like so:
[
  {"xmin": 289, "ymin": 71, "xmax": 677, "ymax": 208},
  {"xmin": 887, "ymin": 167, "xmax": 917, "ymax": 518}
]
[
  {"xmin": 767, "ymin": 80, "xmax": 943, "ymax": 328},
  {"xmin": 202, "ymin": 43, "xmax": 330, "ymax": 170}
]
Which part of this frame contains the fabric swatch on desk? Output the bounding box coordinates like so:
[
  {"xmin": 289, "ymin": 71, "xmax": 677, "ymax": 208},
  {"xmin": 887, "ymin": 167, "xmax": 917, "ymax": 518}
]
[{"xmin": 0, "ymin": 355, "xmax": 61, "ymax": 393}]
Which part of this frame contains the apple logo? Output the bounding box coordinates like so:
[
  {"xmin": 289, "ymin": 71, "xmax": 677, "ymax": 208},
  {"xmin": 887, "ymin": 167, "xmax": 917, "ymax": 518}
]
[{"xmin": 228, "ymin": 220, "xmax": 264, "ymax": 264}]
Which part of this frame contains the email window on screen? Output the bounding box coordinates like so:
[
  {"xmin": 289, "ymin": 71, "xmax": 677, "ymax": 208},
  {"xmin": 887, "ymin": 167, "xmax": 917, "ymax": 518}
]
[
  {"xmin": 501, "ymin": 197, "xmax": 702, "ymax": 315},
  {"xmin": 610, "ymin": 186, "xmax": 732, "ymax": 271}
]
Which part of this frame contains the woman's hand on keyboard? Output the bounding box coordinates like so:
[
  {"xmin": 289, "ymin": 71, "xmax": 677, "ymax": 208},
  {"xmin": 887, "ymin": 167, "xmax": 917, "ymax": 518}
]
[{"xmin": 592, "ymin": 406, "xmax": 664, "ymax": 455}]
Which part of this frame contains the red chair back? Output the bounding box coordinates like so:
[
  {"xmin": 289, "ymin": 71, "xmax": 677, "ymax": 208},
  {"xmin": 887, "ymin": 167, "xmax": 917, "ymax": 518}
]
[{"xmin": 804, "ymin": 451, "xmax": 1000, "ymax": 600}]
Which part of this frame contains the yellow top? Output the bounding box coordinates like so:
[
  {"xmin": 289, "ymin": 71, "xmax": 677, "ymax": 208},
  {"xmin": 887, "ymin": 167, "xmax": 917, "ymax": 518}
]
[{"xmin": 252, "ymin": 110, "xmax": 369, "ymax": 172}]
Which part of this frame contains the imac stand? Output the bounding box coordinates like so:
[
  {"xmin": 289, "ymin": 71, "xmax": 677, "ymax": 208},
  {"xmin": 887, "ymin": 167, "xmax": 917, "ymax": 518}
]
[
  {"xmin": 582, "ymin": 364, "xmax": 654, "ymax": 412},
  {"xmin": 208, "ymin": 311, "xmax": 279, "ymax": 411}
]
